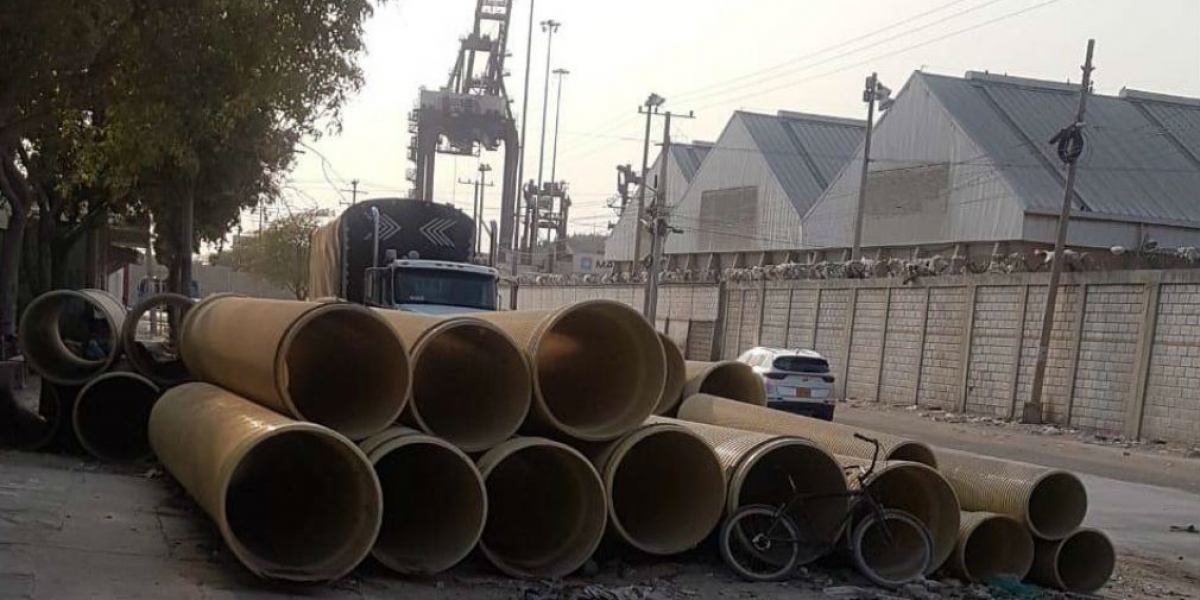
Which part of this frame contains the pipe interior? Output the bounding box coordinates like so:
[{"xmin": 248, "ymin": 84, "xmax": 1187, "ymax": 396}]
[
  {"xmin": 75, "ymin": 376, "xmax": 160, "ymax": 461},
  {"xmin": 536, "ymin": 304, "xmax": 662, "ymax": 437},
  {"xmin": 867, "ymin": 467, "xmax": 958, "ymax": 572},
  {"xmin": 285, "ymin": 309, "xmax": 408, "ymax": 439},
  {"xmin": 1056, "ymin": 530, "xmax": 1115, "ymax": 593},
  {"xmin": 697, "ymin": 364, "xmax": 762, "ymax": 404},
  {"xmin": 738, "ymin": 443, "xmax": 847, "ymax": 558},
  {"xmin": 482, "ymin": 445, "xmax": 605, "ymax": 577},
  {"xmin": 655, "ymin": 337, "xmax": 686, "ymax": 415},
  {"xmin": 125, "ymin": 298, "xmax": 190, "ymax": 384},
  {"xmin": 886, "ymin": 443, "xmax": 939, "ymax": 469},
  {"xmin": 610, "ymin": 430, "xmax": 725, "ymax": 554},
  {"xmin": 856, "ymin": 515, "xmax": 930, "ymax": 584},
  {"xmin": 412, "ymin": 325, "xmax": 528, "ymax": 451},
  {"xmin": 23, "ymin": 295, "xmax": 115, "ymax": 382},
  {"xmin": 373, "ymin": 442, "xmax": 485, "ymax": 573},
  {"xmin": 1027, "ymin": 472, "xmax": 1088, "ymax": 540},
  {"xmin": 963, "ymin": 517, "xmax": 1033, "ymax": 582},
  {"xmin": 224, "ymin": 431, "xmax": 379, "ymax": 575}
]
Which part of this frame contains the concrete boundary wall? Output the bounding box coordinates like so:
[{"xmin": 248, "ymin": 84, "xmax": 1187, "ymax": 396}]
[{"xmin": 514, "ymin": 270, "xmax": 1200, "ymax": 444}]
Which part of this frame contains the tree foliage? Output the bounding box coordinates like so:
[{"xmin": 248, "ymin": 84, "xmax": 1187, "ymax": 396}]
[{"xmin": 221, "ymin": 211, "xmax": 320, "ymax": 300}]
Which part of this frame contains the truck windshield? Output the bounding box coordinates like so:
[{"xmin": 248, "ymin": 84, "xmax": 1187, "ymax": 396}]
[{"xmin": 395, "ymin": 268, "xmax": 497, "ymax": 310}]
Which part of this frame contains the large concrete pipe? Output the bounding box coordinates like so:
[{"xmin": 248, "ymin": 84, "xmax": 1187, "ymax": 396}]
[
  {"xmin": 654, "ymin": 333, "xmax": 687, "ymax": 415},
  {"xmin": 359, "ymin": 427, "xmax": 486, "ymax": 575},
  {"xmin": 1028, "ymin": 528, "xmax": 1115, "ymax": 594},
  {"xmin": 678, "ymin": 394, "xmax": 938, "ymax": 468},
  {"xmin": 375, "ymin": 312, "xmax": 530, "ymax": 452},
  {"xmin": 682, "ymin": 361, "xmax": 766, "ymax": 406},
  {"xmin": 947, "ymin": 512, "xmax": 1034, "ymax": 583},
  {"xmin": 149, "ymin": 383, "xmax": 382, "ymax": 582},
  {"xmin": 73, "ymin": 372, "xmax": 162, "ymax": 462},
  {"xmin": 937, "ymin": 450, "xmax": 1087, "ymax": 541},
  {"xmin": 181, "ymin": 296, "xmax": 409, "ymax": 440},
  {"xmin": 586, "ymin": 421, "xmax": 725, "ymax": 555},
  {"xmin": 668, "ymin": 418, "xmax": 848, "ymax": 564},
  {"xmin": 476, "ymin": 301, "xmax": 664, "ymax": 442},
  {"xmin": 476, "ymin": 437, "xmax": 607, "ymax": 578},
  {"xmin": 121, "ymin": 293, "xmax": 194, "ymax": 386},
  {"xmin": 0, "ymin": 368, "xmax": 60, "ymax": 451},
  {"xmin": 19, "ymin": 289, "xmax": 126, "ymax": 385},
  {"xmin": 840, "ymin": 457, "xmax": 960, "ymax": 574}
]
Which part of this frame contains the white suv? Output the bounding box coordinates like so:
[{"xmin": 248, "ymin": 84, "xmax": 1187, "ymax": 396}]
[{"xmin": 737, "ymin": 347, "xmax": 837, "ymax": 420}]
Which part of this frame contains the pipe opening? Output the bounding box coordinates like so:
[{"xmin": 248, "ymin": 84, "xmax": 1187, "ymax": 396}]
[
  {"xmin": 74, "ymin": 374, "xmax": 160, "ymax": 461},
  {"xmin": 886, "ymin": 444, "xmax": 939, "ymax": 469},
  {"xmin": 284, "ymin": 307, "xmax": 409, "ymax": 439},
  {"xmin": 865, "ymin": 465, "xmax": 959, "ymax": 574},
  {"xmin": 411, "ymin": 323, "xmax": 529, "ymax": 451},
  {"xmin": 372, "ymin": 442, "xmax": 485, "ymax": 574},
  {"xmin": 962, "ymin": 516, "xmax": 1033, "ymax": 582},
  {"xmin": 609, "ymin": 429, "xmax": 725, "ymax": 554},
  {"xmin": 122, "ymin": 293, "xmax": 193, "ymax": 386},
  {"xmin": 535, "ymin": 303, "xmax": 663, "ymax": 440},
  {"xmin": 735, "ymin": 441, "xmax": 847, "ymax": 561},
  {"xmin": 654, "ymin": 335, "xmax": 686, "ymax": 415},
  {"xmin": 855, "ymin": 513, "xmax": 930, "ymax": 586},
  {"xmin": 0, "ymin": 375, "xmax": 62, "ymax": 451},
  {"xmin": 223, "ymin": 430, "xmax": 380, "ymax": 577},
  {"xmin": 20, "ymin": 292, "xmax": 120, "ymax": 384},
  {"xmin": 1056, "ymin": 530, "xmax": 1114, "ymax": 593},
  {"xmin": 1027, "ymin": 472, "xmax": 1087, "ymax": 540},
  {"xmin": 694, "ymin": 363, "xmax": 763, "ymax": 405},
  {"xmin": 481, "ymin": 443, "xmax": 606, "ymax": 578}
]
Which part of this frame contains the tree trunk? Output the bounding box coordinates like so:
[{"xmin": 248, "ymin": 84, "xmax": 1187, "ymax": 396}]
[{"xmin": 0, "ymin": 210, "xmax": 26, "ymax": 354}]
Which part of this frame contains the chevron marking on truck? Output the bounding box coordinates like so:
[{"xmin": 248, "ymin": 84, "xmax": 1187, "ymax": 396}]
[
  {"xmin": 420, "ymin": 218, "xmax": 457, "ymax": 248},
  {"xmin": 363, "ymin": 212, "xmax": 402, "ymax": 241}
]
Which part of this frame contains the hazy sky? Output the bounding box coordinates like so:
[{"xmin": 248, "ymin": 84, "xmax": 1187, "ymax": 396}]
[{"xmin": 279, "ymin": 0, "xmax": 1200, "ymax": 239}]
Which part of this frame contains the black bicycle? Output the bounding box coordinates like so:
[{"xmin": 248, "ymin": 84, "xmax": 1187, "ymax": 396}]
[{"xmin": 719, "ymin": 433, "xmax": 933, "ymax": 587}]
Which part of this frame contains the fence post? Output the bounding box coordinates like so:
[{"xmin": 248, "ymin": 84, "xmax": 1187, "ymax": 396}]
[
  {"xmin": 712, "ymin": 281, "xmax": 728, "ymax": 361},
  {"xmin": 782, "ymin": 287, "xmax": 795, "ymax": 348},
  {"xmin": 913, "ymin": 286, "xmax": 931, "ymax": 406},
  {"xmin": 875, "ymin": 287, "xmax": 893, "ymax": 403},
  {"xmin": 756, "ymin": 280, "xmax": 768, "ymax": 346},
  {"xmin": 841, "ymin": 287, "xmax": 858, "ymax": 399},
  {"xmin": 1007, "ymin": 284, "xmax": 1031, "ymax": 420},
  {"xmin": 957, "ymin": 284, "xmax": 979, "ymax": 413},
  {"xmin": 1063, "ymin": 284, "xmax": 1089, "ymax": 425},
  {"xmin": 1126, "ymin": 281, "xmax": 1162, "ymax": 440}
]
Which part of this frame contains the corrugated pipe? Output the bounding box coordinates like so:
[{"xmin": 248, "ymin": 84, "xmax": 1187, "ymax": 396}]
[
  {"xmin": 476, "ymin": 437, "xmax": 607, "ymax": 578},
  {"xmin": 654, "ymin": 333, "xmax": 687, "ymax": 415},
  {"xmin": 359, "ymin": 427, "xmax": 486, "ymax": 575},
  {"xmin": 477, "ymin": 301, "xmax": 664, "ymax": 442},
  {"xmin": 121, "ymin": 293, "xmax": 194, "ymax": 387},
  {"xmin": 667, "ymin": 418, "xmax": 848, "ymax": 564},
  {"xmin": 19, "ymin": 289, "xmax": 126, "ymax": 385},
  {"xmin": 937, "ymin": 451, "xmax": 1087, "ymax": 541},
  {"xmin": 682, "ymin": 361, "xmax": 766, "ymax": 406},
  {"xmin": 73, "ymin": 372, "xmax": 161, "ymax": 462},
  {"xmin": 149, "ymin": 383, "xmax": 382, "ymax": 582},
  {"xmin": 947, "ymin": 512, "xmax": 1034, "ymax": 583},
  {"xmin": 585, "ymin": 421, "xmax": 725, "ymax": 555},
  {"xmin": 181, "ymin": 296, "xmax": 410, "ymax": 440},
  {"xmin": 375, "ymin": 312, "xmax": 530, "ymax": 452},
  {"xmin": 840, "ymin": 457, "xmax": 960, "ymax": 574},
  {"xmin": 1028, "ymin": 528, "xmax": 1115, "ymax": 594},
  {"xmin": 677, "ymin": 394, "xmax": 937, "ymax": 468}
]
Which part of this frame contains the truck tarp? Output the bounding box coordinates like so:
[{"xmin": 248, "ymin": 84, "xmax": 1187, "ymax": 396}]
[{"xmin": 308, "ymin": 198, "xmax": 475, "ymax": 303}]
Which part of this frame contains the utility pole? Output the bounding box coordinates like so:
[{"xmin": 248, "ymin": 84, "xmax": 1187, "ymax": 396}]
[
  {"xmin": 851, "ymin": 73, "xmax": 893, "ymax": 261},
  {"xmin": 1023, "ymin": 39, "xmax": 1096, "ymax": 425},
  {"xmin": 532, "ymin": 18, "xmax": 561, "ymax": 262},
  {"xmin": 511, "ymin": 0, "xmax": 536, "ymax": 275},
  {"xmin": 644, "ymin": 108, "xmax": 694, "ymax": 322},
  {"xmin": 340, "ymin": 180, "xmax": 364, "ymax": 205},
  {"xmin": 478, "ymin": 163, "xmax": 492, "ymax": 257},
  {"xmin": 549, "ymin": 68, "xmax": 570, "ymax": 184},
  {"xmin": 634, "ymin": 93, "xmax": 665, "ymax": 273}
]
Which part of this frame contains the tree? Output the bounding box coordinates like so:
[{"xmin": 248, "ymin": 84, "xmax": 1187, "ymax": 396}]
[{"xmin": 221, "ymin": 211, "xmax": 320, "ymax": 300}]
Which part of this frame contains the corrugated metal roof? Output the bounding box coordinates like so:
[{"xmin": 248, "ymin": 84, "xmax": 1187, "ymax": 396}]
[
  {"xmin": 921, "ymin": 72, "xmax": 1200, "ymax": 225},
  {"xmin": 671, "ymin": 142, "xmax": 712, "ymax": 182},
  {"xmin": 738, "ymin": 111, "xmax": 865, "ymax": 216}
]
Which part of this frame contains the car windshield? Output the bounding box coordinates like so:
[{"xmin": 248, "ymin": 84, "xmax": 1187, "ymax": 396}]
[
  {"xmin": 773, "ymin": 355, "xmax": 830, "ymax": 374},
  {"xmin": 395, "ymin": 268, "xmax": 496, "ymax": 310}
]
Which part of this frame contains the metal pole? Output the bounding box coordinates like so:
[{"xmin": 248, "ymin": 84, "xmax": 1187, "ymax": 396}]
[
  {"xmin": 511, "ymin": 0, "xmax": 536, "ymax": 273},
  {"xmin": 534, "ymin": 19, "xmax": 560, "ymax": 268},
  {"xmin": 634, "ymin": 100, "xmax": 656, "ymax": 272},
  {"xmin": 550, "ymin": 69, "xmax": 569, "ymax": 184},
  {"xmin": 1023, "ymin": 39, "xmax": 1096, "ymax": 424},
  {"xmin": 478, "ymin": 164, "xmax": 491, "ymax": 256},
  {"xmin": 851, "ymin": 73, "xmax": 877, "ymax": 262},
  {"xmin": 472, "ymin": 179, "xmax": 481, "ymax": 256},
  {"xmin": 645, "ymin": 112, "xmax": 672, "ymax": 322}
]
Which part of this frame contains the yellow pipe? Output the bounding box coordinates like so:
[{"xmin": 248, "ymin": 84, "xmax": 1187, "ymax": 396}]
[
  {"xmin": 654, "ymin": 333, "xmax": 687, "ymax": 415},
  {"xmin": 19, "ymin": 289, "xmax": 126, "ymax": 385},
  {"xmin": 1028, "ymin": 528, "xmax": 1115, "ymax": 593},
  {"xmin": 73, "ymin": 371, "xmax": 161, "ymax": 462},
  {"xmin": 120, "ymin": 292, "xmax": 194, "ymax": 386},
  {"xmin": 149, "ymin": 383, "xmax": 382, "ymax": 582},
  {"xmin": 180, "ymin": 296, "xmax": 410, "ymax": 440},
  {"xmin": 682, "ymin": 362, "xmax": 766, "ymax": 406},
  {"xmin": 947, "ymin": 511, "xmax": 1034, "ymax": 583}
]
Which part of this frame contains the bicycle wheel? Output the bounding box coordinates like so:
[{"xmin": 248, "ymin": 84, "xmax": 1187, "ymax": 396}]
[
  {"xmin": 719, "ymin": 505, "xmax": 802, "ymax": 582},
  {"xmin": 849, "ymin": 509, "xmax": 933, "ymax": 588}
]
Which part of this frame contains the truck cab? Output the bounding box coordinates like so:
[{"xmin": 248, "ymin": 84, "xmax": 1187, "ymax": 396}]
[{"xmin": 364, "ymin": 258, "xmax": 499, "ymax": 314}]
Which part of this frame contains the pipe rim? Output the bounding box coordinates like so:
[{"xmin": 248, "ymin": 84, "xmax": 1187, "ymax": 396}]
[
  {"xmin": 274, "ymin": 301, "xmax": 411, "ymax": 440},
  {"xmin": 406, "ymin": 318, "xmax": 531, "ymax": 452},
  {"xmin": 18, "ymin": 289, "xmax": 125, "ymax": 385},
  {"xmin": 72, "ymin": 372, "xmax": 161, "ymax": 462},
  {"xmin": 1025, "ymin": 469, "xmax": 1088, "ymax": 540},
  {"xmin": 955, "ymin": 513, "xmax": 1034, "ymax": 583},
  {"xmin": 120, "ymin": 293, "xmax": 195, "ymax": 386},
  {"xmin": 363, "ymin": 429, "xmax": 487, "ymax": 574},
  {"xmin": 527, "ymin": 300, "xmax": 665, "ymax": 441},
  {"xmin": 863, "ymin": 462, "xmax": 961, "ymax": 575},
  {"xmin": 599, "ymin": 423, "xmax": 726, "ymax": 555},
  {"xmin": 1048, "ymin": 528, "xmax": 1115, "ymax": 593},
  {"xmin": 685, "ymin": 361, "xmax": 766, "ymax": 405},
  {"xmin": 653, "ymin": 333, "xmax": 687, "ymax": 416},
  {"xmin": 884, "ymin": 442, "xmax": 940, "ymax": 470},
  {"xmin": 214, "ymin": 422, "xmax": 383, "ymax": 582}
]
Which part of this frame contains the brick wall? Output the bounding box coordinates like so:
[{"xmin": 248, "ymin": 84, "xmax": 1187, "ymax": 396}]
[
  {"xmin": 918, "ymin": 287, "xmax": 969, "ymax": 409},
  {"xmin": 1141, "ymin": 284, "xmax": 1200, "ymax": 443},
  {"xmin": 966, "ymin": 286, "xmax": 1023, "ymax": 417},
  {"xmin": 846, "ymin": 289, "xmax": 888, "ymax": 401},
  {"xmin": 879, "ymin": 288, "xmax": 926, "ymax": 405}
]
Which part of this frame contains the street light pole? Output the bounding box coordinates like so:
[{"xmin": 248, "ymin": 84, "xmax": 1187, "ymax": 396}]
[
  {"xmin": 550, "ymin": 68, "xmax": 570, "ymax": 184},
  {"xmin": 533, "ymin": 19, "xmax": 561, "ymax": 263},
  {"xmin": 851, "ymin": 73, "xmax": 879, "ymax": 262},
  {"xmin": 511, "ymin": 0, "xmax": 536, "ymax": 273},
  {"xmin": 634, "ymin": 93, "xmax": 664, "ymax": 273}
]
